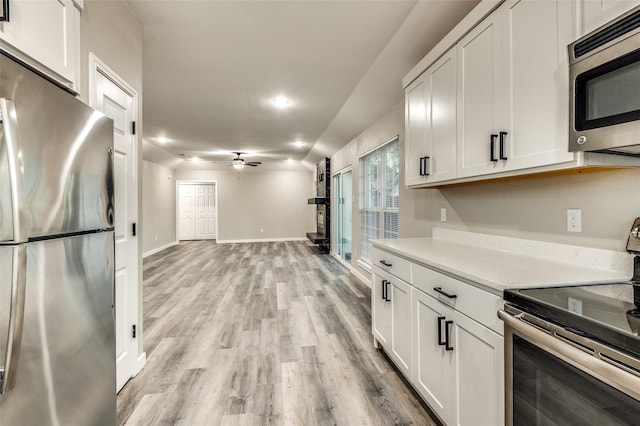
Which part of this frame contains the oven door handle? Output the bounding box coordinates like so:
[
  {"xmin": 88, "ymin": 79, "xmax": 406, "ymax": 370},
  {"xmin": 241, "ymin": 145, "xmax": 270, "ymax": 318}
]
[{"xmin": 498, "ymin": 309, "xmax": 640, "ymax": 401}]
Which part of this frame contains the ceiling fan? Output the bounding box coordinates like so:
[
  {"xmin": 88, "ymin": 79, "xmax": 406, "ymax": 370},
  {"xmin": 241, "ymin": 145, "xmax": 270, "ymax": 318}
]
[{"xmin": 229, "ymin": 152, "xmax": 261, "ymax": 170}]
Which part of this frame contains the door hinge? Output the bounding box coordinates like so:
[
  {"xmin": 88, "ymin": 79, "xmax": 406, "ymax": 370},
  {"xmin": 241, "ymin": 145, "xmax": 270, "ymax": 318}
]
[
  {"xmin": 132, "ymin": 121, "xmax": 136, "ymax": 135},
  {"xmin": 132, "ymin": 324, "xmax": 137, "ymax": 339}
]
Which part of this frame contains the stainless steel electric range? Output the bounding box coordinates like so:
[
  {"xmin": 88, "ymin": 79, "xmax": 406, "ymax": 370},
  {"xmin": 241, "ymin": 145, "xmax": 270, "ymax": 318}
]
[{"xmin": 499, "ymin": 219, "xmax": 640, "ymax": 425}]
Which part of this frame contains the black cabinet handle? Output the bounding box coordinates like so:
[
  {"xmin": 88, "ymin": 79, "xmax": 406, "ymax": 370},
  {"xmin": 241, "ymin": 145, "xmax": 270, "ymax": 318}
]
[
  {"xmin": 434, "ymin": 287, "xmax": 457, "ymax": 299},
  {"xmin": 132, "ymin": 222, "xmax": 137, "ymax": 236},
  {"xmin": 379, "ymin": 260, "xmax": 392, "ymax": 267},
  {"xmin": 499, "ymin": 131, "xmax": 508, "ymax": 160},
  {"xmin": 419, "ymin": 156, "xmax": 430, "ymax": 176},
  {"xmin": 437, "ymin": 316, "xmax": 446, "ymax": 346},
  {"xmin": 490, "ymin": 134, "xmax": 498, "ymax": 162},
  {"xmin": 381, "ymin": 279, "xmax": 387, "ymax": 301},
  {"xmin": 385, "ymin": 281, "xmax": 391, "ymax": 302},
  {"xmin": 445, "ymin": 320, "xmax": 454, "ymax": 351}
]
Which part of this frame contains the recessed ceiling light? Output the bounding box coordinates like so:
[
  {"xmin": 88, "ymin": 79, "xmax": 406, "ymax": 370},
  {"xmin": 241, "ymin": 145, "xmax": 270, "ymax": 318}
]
[
  {"xmin": 272, "ymin": 96, "xmax": 291, "ymax": 108},
  {"xmin": 191, "ymin": 157, "xmax": 201, "ymax": 162},
  {"xmin": 293, "ymin": 140, "xmax": 305, "ymax": 148},
  {"xmin": 158, "ymin": 136, "xmax": 169, "ymax": 143},
  {"xmin": 286, "ymin": 159, "xmax": 296, "ymax": 163}
]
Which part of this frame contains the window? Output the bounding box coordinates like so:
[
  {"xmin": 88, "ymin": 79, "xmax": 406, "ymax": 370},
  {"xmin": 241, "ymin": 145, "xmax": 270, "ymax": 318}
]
[{"xmin": 359, "ymin": 137, "xmax": 399, "ymax": 264}]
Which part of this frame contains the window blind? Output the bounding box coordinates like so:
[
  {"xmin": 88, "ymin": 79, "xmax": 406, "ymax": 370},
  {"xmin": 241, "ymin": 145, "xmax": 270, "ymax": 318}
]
[{"xmin": 359, "ymin": 138, "xmax": 399, "ymax": 264}]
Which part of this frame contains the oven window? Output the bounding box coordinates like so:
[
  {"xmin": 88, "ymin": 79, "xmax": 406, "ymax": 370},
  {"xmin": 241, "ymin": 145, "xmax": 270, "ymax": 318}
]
[
  {"xmin": 575, "ymin": 48, "xmax": 640, "ymax": 131},
  {"xmin": 513, "ymin": 336, "xmax": 640, "ymax": 425}
]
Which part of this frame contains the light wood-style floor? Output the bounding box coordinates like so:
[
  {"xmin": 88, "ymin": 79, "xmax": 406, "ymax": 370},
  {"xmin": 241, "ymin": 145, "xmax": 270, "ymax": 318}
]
[{"xmin": 117, "ymin": 241, "xmax": 438, "ymax": 425}]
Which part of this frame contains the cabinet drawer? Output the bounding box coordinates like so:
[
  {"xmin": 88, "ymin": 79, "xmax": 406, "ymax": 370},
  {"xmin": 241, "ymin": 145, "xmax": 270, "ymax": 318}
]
[
  {"xmin": 412, "ymin": 263, "xmax": 503, "ymax": 335},
  {"xmin": 372, "ymin": 248, "xmax": 412, "ymax": 283}
]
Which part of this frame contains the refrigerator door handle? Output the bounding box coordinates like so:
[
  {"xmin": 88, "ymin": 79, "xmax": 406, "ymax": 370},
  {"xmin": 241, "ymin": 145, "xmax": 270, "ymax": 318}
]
[
  {"xmin": 0, "ymin": 244, "xmax": 27, "ymax": 394},
  {"xmin": 0, "ymin": 98, "xmax": 26, "ymax": 244}
]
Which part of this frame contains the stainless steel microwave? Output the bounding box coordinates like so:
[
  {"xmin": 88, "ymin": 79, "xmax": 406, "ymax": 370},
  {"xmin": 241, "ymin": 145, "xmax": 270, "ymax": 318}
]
[{"xmin": 569, "ymin": 6, "xmax": 640, "ymax": 156}]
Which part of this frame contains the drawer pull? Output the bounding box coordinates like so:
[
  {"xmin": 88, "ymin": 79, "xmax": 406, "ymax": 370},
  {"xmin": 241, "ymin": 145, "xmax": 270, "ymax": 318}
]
[
  {"xmin": 379, "ymin": 260, "xmax": 393, "ymax": 267},
  {"xmin": 434, "ymin": 287, "xmax": 457, "ymax": 299}
]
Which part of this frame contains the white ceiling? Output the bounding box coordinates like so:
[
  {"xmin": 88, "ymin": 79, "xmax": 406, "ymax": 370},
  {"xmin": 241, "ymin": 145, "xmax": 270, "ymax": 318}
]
[{"xmin": 128, "ymin": 0, "xmax": 479, "ymax": 171}]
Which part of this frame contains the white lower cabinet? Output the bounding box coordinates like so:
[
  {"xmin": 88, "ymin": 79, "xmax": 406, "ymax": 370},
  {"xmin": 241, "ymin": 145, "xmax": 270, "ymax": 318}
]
[
  {"xmin": 451, "ymin": 306, "xmax": 504, "ymax": 426},
  {"xmin": 412, "ymin": 288, "xmax": 453, "ymax": 423},
  {"xmin": 372, "ymin": 270, "xmax": 392, "ymax": 348},
  {"xmin": 372, "ymin": 267, "xmax": 413, "ymax": 379},
  {"xmin": 390, "ymin": 276, "xmax": 412, "ymax": 379},
  {"xmin": 372, "ymin": 246, "xmax": 504, "ymax": 426},
  {"xmin": 412, "ymin": 288, "xmax": 504, "ymax": 426}
]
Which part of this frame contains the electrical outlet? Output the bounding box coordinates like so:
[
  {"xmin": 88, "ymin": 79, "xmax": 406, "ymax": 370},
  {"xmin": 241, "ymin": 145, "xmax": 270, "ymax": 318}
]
[
  {"xmin": 440, "ymin": 208, "xmax": 447, "ymax": 222},
  {"xmin": 567, "ymin": 209, "xmax": 582, "ymax": 233},
  {"xmin": 155, "ymin": 235, "xmax": 158, "ymax": 241},
  {"xmin": 260, "ymin": 228, "xmax": 264, "ymax": 233}
]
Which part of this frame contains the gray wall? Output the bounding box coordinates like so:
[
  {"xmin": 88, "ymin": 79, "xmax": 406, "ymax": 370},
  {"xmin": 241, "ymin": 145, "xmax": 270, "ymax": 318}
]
[
  {"xmin": 173, "ymin": 169, "xmax": 315, "ymax": 241},
  {"xmin": 142, "ymin": 161, "xmax": 177, "ymax": 254},
  {"xmin": 332, "ymin": 102, "xmax": 640, "ymax": 282}
]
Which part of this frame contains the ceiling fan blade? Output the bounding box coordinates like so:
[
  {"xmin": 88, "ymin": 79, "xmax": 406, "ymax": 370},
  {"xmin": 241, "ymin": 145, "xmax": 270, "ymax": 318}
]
[{"xmin": 246, "ymin": 162, "xmax": 262, "ymax": 166}]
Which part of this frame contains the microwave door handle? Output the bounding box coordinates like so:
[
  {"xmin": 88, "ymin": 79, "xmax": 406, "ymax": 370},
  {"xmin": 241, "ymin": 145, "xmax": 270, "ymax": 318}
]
[
  {"xmin": 0, "ymin": 98, "xmax": 26, "ymax": 244},
  {"xmin": 1, "ymin": 245, "xmax": 27, "ymax": 394}
]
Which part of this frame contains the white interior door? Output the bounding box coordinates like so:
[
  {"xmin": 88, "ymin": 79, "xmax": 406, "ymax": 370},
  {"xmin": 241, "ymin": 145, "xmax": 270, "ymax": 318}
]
[
  {"xmin": 195, "ymin": 185, "xmax": 216, "ymax": 239},
  {"xmin": 93, "ymin": 66, "xmax": 139, "ymax": 392},
  {"xmin": 178, "ymin": 184, "xmax": 195, "ymax": 240},
  {"xmin": 179, "ymin": 183, "xmax": 217, "ymax": 240}
]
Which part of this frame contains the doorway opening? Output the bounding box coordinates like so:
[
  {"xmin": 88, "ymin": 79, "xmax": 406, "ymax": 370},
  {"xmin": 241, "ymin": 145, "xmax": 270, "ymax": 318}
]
[{"xmin": 177, "ymin": 181, "xmax": 218, "ymax": 241}]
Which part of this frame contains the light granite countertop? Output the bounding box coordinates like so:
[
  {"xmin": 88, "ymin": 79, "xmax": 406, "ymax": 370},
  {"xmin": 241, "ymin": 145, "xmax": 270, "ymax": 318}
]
[{"xmin": 371, "ymin": 228, "xmax": 634, "ymax": 297}]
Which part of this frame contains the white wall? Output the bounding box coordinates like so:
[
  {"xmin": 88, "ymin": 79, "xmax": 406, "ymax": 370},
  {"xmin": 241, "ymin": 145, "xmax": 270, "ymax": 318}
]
[
  {"xmin": 332, "ymin": 102, "xmax": 640, "ymax": 282},
  {"xmin": 173, "ymin": 169, "xmax": 315, "ymax": 242},
  {"xmin": 142, "ymin": 161, "xmax": 177, "ymax": 255}
]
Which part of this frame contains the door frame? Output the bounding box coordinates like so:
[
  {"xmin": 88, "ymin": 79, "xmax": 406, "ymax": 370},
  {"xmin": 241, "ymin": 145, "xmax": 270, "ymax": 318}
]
[
  {"xmin": 88, "ymin": 52, "xmax": 146, "ymax": 390},
  {"xmin": 330, "ymin": 166, "xmax": 352, "ymax": 269},
  {"xmin": 176, "ymin": 180, "xmax": 219, "ymax": 242}
]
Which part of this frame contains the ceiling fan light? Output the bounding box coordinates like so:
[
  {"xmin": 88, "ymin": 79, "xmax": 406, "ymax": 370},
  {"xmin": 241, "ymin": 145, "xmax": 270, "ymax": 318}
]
[{"xmin": 232, "ymin": 163, "xmax": 245, "ymax": 170}]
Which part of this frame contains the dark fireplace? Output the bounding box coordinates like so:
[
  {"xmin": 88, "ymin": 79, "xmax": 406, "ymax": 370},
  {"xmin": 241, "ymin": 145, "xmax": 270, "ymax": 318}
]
[{"xmin": 306, "ymin": 157, "xmax": 330, "ymax": 251}]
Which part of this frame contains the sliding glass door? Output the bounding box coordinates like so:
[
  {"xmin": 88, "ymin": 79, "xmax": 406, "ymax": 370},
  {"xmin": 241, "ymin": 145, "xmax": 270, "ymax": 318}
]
[{"xmin": 333, "ymin": 170, "xmax": 352, "ymax": 263}]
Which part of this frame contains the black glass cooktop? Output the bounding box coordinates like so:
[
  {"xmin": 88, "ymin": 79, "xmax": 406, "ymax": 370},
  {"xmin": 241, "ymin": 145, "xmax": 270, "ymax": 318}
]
[{"xmin": 504, "ymin": 283, "xmax": 640, "ymax": 358}]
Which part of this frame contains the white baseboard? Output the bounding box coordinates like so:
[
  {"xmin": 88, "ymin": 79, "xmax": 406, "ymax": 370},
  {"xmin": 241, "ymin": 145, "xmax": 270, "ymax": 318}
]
[
  {"xmin": 143, "ymin": 241, "xmax": 178, "ymax": 258},
  {"xmin": 217, "ymin": 237, "xmax": 308, "ymax": 244},
  {"xmin": 331, "ymin": 253, "xmax": 372, "ymax": 288},
  {"xmin": 351, "ymin": 266, "xmax": 371, "ymax": 288}
]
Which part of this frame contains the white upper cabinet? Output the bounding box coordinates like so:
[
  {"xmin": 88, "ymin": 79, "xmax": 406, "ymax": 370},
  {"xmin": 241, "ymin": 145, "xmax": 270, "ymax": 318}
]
[
  {"xmin": 458, "ymin": 0, "xmax": 575, "ymax": 178},
  {"xmin": 500, "ymin": 0, "xmax": 576, "ymax": 171},
  {"xmin": 456, "ymin": 12, "xmax": 504, "ymax": 178},
  {"xmin": 0, "ymin": 0, "xmax": 81, "ymax": 91},
  {"xmin": 579, "ymin": 0, "xmax": 640, "ymax": 35},
  {"xmin": 405, "ymin": 74, "xmax": 429, "ymax": 186},
  {"xmin": 405, "ymin": 48, "xmax": 457, "ymax": 186},
  {"xmin": 404, "ymin": 0, "xmax": 640, "ymax": 188}
]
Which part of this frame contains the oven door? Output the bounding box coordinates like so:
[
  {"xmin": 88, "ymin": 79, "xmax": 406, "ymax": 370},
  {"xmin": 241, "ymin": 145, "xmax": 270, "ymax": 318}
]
[{"xmin": 498, "ymin": 308, "xmax": 640, "ymax": 426}]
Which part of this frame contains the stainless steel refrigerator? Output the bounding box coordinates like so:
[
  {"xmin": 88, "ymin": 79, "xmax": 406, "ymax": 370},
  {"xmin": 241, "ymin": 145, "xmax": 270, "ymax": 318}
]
[{"xmin": 0, "ymin": 54, "xmax": 116, "ymax": 424}]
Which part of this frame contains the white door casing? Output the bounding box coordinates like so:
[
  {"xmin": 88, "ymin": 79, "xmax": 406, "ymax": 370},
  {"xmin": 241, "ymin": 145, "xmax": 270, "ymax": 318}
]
[{"xmin": 89, "ymin": 54, "xmax": 141, "ymax": 392}]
